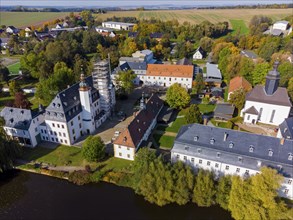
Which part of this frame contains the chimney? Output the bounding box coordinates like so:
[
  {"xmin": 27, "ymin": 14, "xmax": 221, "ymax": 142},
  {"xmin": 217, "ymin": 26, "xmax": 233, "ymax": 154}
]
[
  {"xmin": 280, "ymin": 138, "xmax": 285, "ymax": 145},
  {"xmin": 223, "ymin": 132, "xmax": 228, "ymax": 141},
  {"xmin": 203, "ymin": 117, "xmax": 208, "ymax": 125}
]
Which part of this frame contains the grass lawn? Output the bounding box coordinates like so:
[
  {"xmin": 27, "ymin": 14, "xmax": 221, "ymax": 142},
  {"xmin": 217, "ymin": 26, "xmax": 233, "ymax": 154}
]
[
  {"xmin": 22, "ymin": 145, "xmax": 84, "ymax": 166},
  {"xmin": 98, "ymin": 157, "xmax": 132, "ymax": 172},
  {"xmin": 210, "ymin": 119, "xmax": 228, "ymax": 128},
  {"xmin": 198, "ymin": 104, "xmax": 216, "ymax": 114},
  {"xmin": 224, "ymin": 87, "xmax": 229, "ymax": 102},
  {"xmin": 153, "ymin": 134, "xmax": 175, "ymax": 149},
  {"xmin": 165, "ymin": 117, "xmax": 187, "ymax": 133},
  {"xmin": 0, "ymin": 94, "xmax": 14, "ymax": 109},
  {"xmin": 7, "ymin": 62, "xmax": 20, "ymax": 75},
  {"xmin": 230, "ymin": 19, "xmax": 249, "ymax": 35}
]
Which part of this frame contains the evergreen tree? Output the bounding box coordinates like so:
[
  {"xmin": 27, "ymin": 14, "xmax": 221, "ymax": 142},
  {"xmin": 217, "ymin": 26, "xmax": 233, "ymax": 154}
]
[
  {"xmin": 185, "ymin": 104, "xmax": 203, "ymax": 124},
  {"xmin": 192, "ymin": 169, "xmax": 216, "ymax": 207}
]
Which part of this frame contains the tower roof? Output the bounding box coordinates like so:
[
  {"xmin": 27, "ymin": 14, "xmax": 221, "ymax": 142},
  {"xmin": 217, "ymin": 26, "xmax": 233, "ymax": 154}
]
[{"xmin": 267, "ymin": 61, "xmax": 280, "ymax": 78}]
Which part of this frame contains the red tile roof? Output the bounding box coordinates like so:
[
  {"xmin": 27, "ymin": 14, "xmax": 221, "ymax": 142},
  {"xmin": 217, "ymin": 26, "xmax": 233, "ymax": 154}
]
[
  {"xmin": 228, "ymin": 76, "xmax": 252, "ymax": 94},
  {"xmin": 147, "ymin": 64, "xmax": 194, "ymax": 78},
  {"xmin": 113, "ymin": 94, "xmax": 163, "ymax": 148}
]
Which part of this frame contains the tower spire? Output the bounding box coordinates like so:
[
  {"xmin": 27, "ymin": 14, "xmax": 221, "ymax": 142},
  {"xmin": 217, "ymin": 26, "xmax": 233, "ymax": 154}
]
[
  {"xmin": 264, "ymin": 61, "xmax": 280, "ymax": 95},
  {"xmin": 79, "ymin": 66, "xmax": 89, "ymax": 91}
]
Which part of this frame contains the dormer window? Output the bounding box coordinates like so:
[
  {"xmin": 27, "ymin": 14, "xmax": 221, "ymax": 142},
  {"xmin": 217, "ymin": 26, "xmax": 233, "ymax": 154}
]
[
  {"xmin": 194, "ymin": 136, "xmax": 198, "ymax": 141},
  {"xmin": 197, "ymin": 148, "xmax": 202, "ymax": 154},
  {"xmin": 288, "ymin": 153, "xmax": 293, "ymax": 161},
  {"xmin": 20, "ymin": 110, "xmax": 24, "ymax": 114},
  {"xmin": 228, "ymin": 142, "xmax": 234, "ymax": 148},
  {"xmin": 47, "ymin": 111, "xmax": 50, "ymax": 115},
  {"xmin": 238, "ymin": 157, "xmax": 243, "ymax": 163},
  {"xmin": 210, "ymin": 138, "xmax": 215, "ymax": 145},
  {"xmin": 249, "ymin": 145, "xmax": 254, "ymax": 153},
  {"xmin": 10, "ymin": 118, "xmax": 14, "ymax": 124},
  {"xmin": 123, "ymin": 136, "xmax": 127, "ymax": 142},
  {"xmin": 268, "ymin": 149, "xmax": 273, "ymax": 157},
  {"xmin": 53, "ymin": 103, "xmax": 56, "ymax": 107},
  {"xmin": 9, "ymin": 109, "xmax": 13, "ymax": 113},
  {"xmin": 57, "ymin": 104, "xmax": 61, "ymax": 108},
  {"xmin": 184, "ymin": 146, "xmax": 189, "ymax": 151}
]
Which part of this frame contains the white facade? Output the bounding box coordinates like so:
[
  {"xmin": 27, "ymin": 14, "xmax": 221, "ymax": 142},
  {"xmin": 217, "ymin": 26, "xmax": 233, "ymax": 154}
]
[
  {"xmin": 102, "ymin": 22, "xmax": 135, "ymax": 31},
  {"xmin": 139, "ymin": 75, "xmax": 192, "ymax": 89},
  {"xmin": 171, "ymin": 151, "xmax": 293, "ymax": 199},
  {"xmin": 193, "ymin": 50, "xmax": 203, "ymax": 60},
  {"xmin": 242, "ymin": 101, "xmax": 291, "ymax": 126},
  {"xmin": 114, "ymin": 145, "xmax": 135, "ymax": 160}
]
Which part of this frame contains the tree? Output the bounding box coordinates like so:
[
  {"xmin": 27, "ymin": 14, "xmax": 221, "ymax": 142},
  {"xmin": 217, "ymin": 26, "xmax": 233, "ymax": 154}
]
[
  {"xmin": 166, "ymin": 83, "xmax": 190, "ymax": 110},
  {"xmin": 249, "ymin": 15, "xmax": 272, "ymax": 35},
  {"xmin": 252, "ymin": 62, "xmax": 270, "ymax": 86},
  {"xmin": 0, "ymin": 64, "xmax": 10, "ymax": 85},
  {"xmin": 9, "ymin": 80, "xmax": 21, "ymax": 96},
  {"xmin": 199, "ymin": 37, "xmax": 214, "ymax": 52},
  {"xmin": 287, "ymin": 77, "xmax": 293, "ymax": 101},
  {"xmin": 14, "ymin": 92, "xmax": 32, "ymax": 109},
  {"xmin": 278, "ymin": 62, "xmax": 293, "ymax": 87},
  {"xmin": 185, "ymin": 104, "xmax": 203, "ymax": 124},
  {"xmin": 216, "ymin": 175, "xmax": 232, "ymax": 210},
  {"xmin": 82, "ymin": 135, "xmax": 105, "ymax": 162},
  {"xmin": 228, "ymin": 167, "xmax": 291, "ymax": 220},
  {"xmin": 192, "ymin": 169, "xmax": 216, "ymax": 207},
  {"xmin": 115, "ymin": 70, "xmax": 136, "ymax": 95},
  {"xmin": 228, "ymin": 89, "xmax": 246, "ymax": 112},
  {"xmin": 193, "ymin": 73, "xmax": 205, "ymax": 94}
]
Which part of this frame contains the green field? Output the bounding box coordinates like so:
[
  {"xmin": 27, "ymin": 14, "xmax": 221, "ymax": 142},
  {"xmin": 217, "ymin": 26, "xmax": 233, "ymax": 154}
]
[
  {"xmin": 0, "ymin": 9, "xmax": 291, "ymax": 28},
  {"xmin": 7, "ymin": 62, "xmax": 20, "ymax": 75},
  {"xmin": 230, "ymin": 19, "xmax": 249, "ymax": 35},
  {"xmin": 0, "ymin": 12, "xmax": 69, "ymax": 27},
  {"xmin": 96, "ymin": 8, "xmax": 292, "ymax": 25}
]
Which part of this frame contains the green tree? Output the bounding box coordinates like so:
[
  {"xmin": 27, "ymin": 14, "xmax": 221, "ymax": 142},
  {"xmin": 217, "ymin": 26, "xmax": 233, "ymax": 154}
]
[
  {"xmin": 278, "ymin": 62, "xmax": 293, "ymax": 87},
  {"xmin": 115, "ymin": 70, "xmax": 136, "ymax": 95},
  {"xmin": 82, "ymin": 135, "xmax": 105, "ymax": 162},
  {"xmin": 216, "ymin": 175, "xmax": 232, "ymax": 210},
  {"xmin": 239, "ymin": 57, "xmax": 255, "ymax": 84},
  {"xmin": 0, "ymin": 64, "xmax": 10, "ymax": 85},
  {"xmin": 228, "ymin": 88, "xmax": 246, "ymax": 112},
  {"xmin": 287, "ymin": 77, "xmax": 293, "ymax": 101},
  {"xmin": 185, "ymin": 104, "xmax": 203, "ymax": 124},
  {"xmin": 192, "ymin": 169, "xmax": 216, "ymax": 207},
  {"xmin": 252, "ymin": 62, "xmax": 270, "ymax": 86},
  {"xmin": 9, "ymin": 80, "xmax": 21, "ymax": 96},
  {"xmin": 166, "ymin": 83, "xmax": 190, "ymax": 110},
  {"xmin": 199, "ymin": 37, "xmax": 214, "ymax": 52},
  {"xmin": 194, "ymin": 73, "xmax": 205, "ymax": 94}
]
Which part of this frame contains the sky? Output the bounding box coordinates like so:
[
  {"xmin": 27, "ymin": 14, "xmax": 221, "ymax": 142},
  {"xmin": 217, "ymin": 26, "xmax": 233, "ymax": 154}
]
[{"xmin": 1, "ymin": 0, "xmax": 292, "ymax": 7}]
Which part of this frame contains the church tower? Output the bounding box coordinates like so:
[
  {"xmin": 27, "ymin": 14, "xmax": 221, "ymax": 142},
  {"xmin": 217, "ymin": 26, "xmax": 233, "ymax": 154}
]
[
  {"xmin": 79, "ymin": 73, "xmax": 95, "ymax": 134},
  {"xmin": 264, "ymin": 61, "xmax": 280, "ymax": 96}
]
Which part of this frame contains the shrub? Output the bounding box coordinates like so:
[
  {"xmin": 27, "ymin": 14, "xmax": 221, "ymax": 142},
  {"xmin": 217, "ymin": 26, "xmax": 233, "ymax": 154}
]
[{"xmin": 68, "ymin": 170, "xmax": 91, "ymax": 185}]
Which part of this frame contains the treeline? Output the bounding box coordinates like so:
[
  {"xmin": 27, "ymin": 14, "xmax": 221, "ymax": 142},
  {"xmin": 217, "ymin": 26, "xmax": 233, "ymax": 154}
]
[
  {"xmin": 132, "ymin": 149, "xmax": 292, "ymax": 220},
  {"xmin": 10, "ymin": 6, "xmax": 60, "ymax": 12},
  {"xmin": 105, "ymin": 16, "xmax": 138, "ymax": 23},
  {"xmin": 200, "ymin": 4, "xmax": 292, "ymax": 9}
]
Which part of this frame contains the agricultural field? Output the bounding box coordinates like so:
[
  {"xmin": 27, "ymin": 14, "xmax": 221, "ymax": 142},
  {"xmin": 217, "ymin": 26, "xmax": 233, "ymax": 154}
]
[
  {"xmin": 230, "ymin": 19, "xmax": 249, "ymax": 35},
  {"xmin": 95, "ymin": 8, "xmax": 292, "ymax": 26},
  {"xmin": 0, "ymin": 12, "xmax": 69, "ymax": 28}
]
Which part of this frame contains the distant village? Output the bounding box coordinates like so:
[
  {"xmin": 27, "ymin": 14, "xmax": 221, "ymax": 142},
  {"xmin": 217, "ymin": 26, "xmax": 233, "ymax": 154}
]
[{"xmin": 0, "ymin": 11, "xmax": 292, "ymax": 203}]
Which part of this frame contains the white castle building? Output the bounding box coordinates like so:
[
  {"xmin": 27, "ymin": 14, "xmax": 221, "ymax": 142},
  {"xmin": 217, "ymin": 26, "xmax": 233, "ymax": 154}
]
[{"xmin": 1, "ymin": 60, "xmax": 115, "ymax": 147}]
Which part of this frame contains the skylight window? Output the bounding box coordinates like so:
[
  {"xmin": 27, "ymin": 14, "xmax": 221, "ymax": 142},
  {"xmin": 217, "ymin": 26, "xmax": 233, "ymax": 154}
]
[
  {"xmin": 194, "ymin": 136, "xmax": 198, "ymax": 141},
  {"xmin": 268, "ymin": 149, "xmax": 273, "ymax": 157}
]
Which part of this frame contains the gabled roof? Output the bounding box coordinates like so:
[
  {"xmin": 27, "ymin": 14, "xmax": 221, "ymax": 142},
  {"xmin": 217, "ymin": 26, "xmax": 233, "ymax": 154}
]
[
  {"xmin": 214, "ymin": 103, "xmax": 235, "ymax": 120},
  {"xmin": 0, "ymin": 38, "xmax": 9, "ymax": 44},
  {"xmin": 246, "ymin": 85, "xmax": 292, "ymax": 107},
  {"xmin": 176, "ymin": 58, "xmax": 192, "ymax": 65},
  {"xmin": 147, "ymin": 64, "xmax": 194, "ymax": 78},
  {"xmin": 206, "ymin": 63, "xmax": 222, "ymax": 79},
  {"xmin": 45, "ymin": 76, "xmax": 99, "ymax": 122},
  {"xmin": 274, "ymin": 20, "xmax": 289, "ymax": 25},
  {"xmin": 279, "ymin": 117, "xmax": 293, "ymax": 139},
  {"xmin": 194, "ymin": 46, "xmax": 205, "ymax": 55},
  {"xmin": 244, "ymin": 106, "xmax": 259, "ymax": 115},
  {"xmin": 114, "ymin": 94, "xmax": 163, "ymax": 148},
  {"xmin": 128, "ymin": 32, "xmax": 138, "ymax": 38},
  {"xmin": 271, "ymin": 29, "xmax": 283, "ymax": 36},
  {"xmin": 0, "ymin": 107, "xmax": 39, "ymax": 130},
  {"xmin": 173, "ymin": 123, "xmax": 293, "ymax": 178},
  {"xmin": 228, "ymin": 76, "xmax": 252, "ymax": 94},
  {"xmin": 103, "ymin": 21, "xmax": 135, "ymax": 26}
]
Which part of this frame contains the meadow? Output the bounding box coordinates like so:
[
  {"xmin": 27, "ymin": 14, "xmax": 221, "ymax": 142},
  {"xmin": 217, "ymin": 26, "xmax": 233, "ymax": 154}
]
[{"xmin": 0, "ymin": 9, "xmax": 291, "ymax": 28}]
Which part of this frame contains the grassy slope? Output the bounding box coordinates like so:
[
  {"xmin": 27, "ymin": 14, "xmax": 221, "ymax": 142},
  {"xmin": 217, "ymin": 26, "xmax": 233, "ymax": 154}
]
[
  {"xmin": 230, "ymin": 19, "xmax": 249, "ymax": 35},
  {"xmin": 0, "ymin": 12, "xmax": 69, "ymax": 27},
  {"xmin": 7, "ymin": 62, "xmax": 20, "ymax": 75}
]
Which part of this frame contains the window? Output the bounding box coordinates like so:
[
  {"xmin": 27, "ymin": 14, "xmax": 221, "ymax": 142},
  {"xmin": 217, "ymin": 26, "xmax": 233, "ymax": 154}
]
[
  {"xmin": 46, "ymin": 137, "xmax": 49, "ymax": 141},
  {"xmin": 72, "ymin": 129, "xmax": 75, "ymax": 134},
  {"xmin": 57, "ymin": 124, "xmax": 60, "ymax": 128},
  {"xmin": 215, "ymin": 163, "xmax": 219, "ymax": 168},
  {"xmin": 194, "ymin": 136, "xmax": 198, "ymax": 141},
  {"xmin": 119, "ymin": 153, "xmax": 122, "ymax": 157},
  {"xmin": 288, "ymin": 180, "xmax": 292, "ymax": 184},
  {"xmin": 59, "ymin": 132, "xmax": 61, "ymax": 136},
  {"xmin": 51, "ymin": 138, "xmax": 54, "ymax": 141},
  {"xmin": 79, "ymin": 123, "xmax": 82, "ymax": 128},
  {"xmin": 41, "ymin": 129, "xmax": 43, "ymax": 133},
  {"xmin": 236, "ymin": 168, "xmax": 240, "ymax": 173},
  {"xmin": 207, "ymin": 161, "xmax": 211, "ymax": 166},
  {"xmin": 118, "ymin": 146, "xmax": 121, "ymax": 149},
  {"xmin": 73, "ymin": 136, "xmax": 76, "ymax": 141},
  {"xmin": 288, "ymin": 153, "xmax": 293, "ymax": 161},
  {"xmin": 52, "ymin": 123, "xmax": 55, "ymax": 127},
  {"xmin": 247, "ymin": 115, "xmax": 250, "ymax": 121},
  {"xmin": 217, "ymin": 152, "xmax": 221, "ymax": 158},
  {"xmin": 169, "ymin": 78, "xmax": 171, "ymax": 81},
  {"xmin": 65, "ymin": 140, "xmax": 67, "ymax": 144},
  {"xmin": 191, "ymin": 158, "xmax": 194, "ymax": 163},
  {"xmin": 63, "ymin": 133, "xmax": 66, "ymax": 137},
  {"xmin": 225, "ymin": 165, "xmax": 229, "ymax": 170},
  {"xmin": 127, "ymin": 147, "xmax": 130, "ymax": 150},
  {"xmin": 35, "ymin": 127, "xmax": 38, "ymax": 132},
  {"xmin": 229, "ymin": 142, "xmax": 234, "ymax": 148},
  {"xmin": 249, "ymin": 145, "xmax": 254, "ymax": 153},
  {"xmin": 60, "ymin": 139, "xmax": 63, "ymax": 143},
  {"xmin": 270, "ymin": 110, "xmax": 276, "ymax": 123},
  {"xmin": 78, "ymin": 116, "xmax": 81, "ymax": 120},
  {"xmin": 199, "ymin": 160, "xmax": 202, "ymax": 164},
  {"xmin": 71, "ymin": 121, "xmax": 73, "ymax": 126},
  {"xmin": 184, "ymin": 156, "xmax": 187, "ymax": 161},
  {"xmin": 210, "ymin": 138, "xmax": 215, "ymax": 144},
  {"xmin": 176, "ymin": 154, "xmax": 180, "ymax": 159},
  {"xmin": 285, "ymin": 189, "xmax": 289, "ymax": 194},
  {"xmin": 62, "ymin": 125, "xmax": 64, "ymax": 129},
  {"xmin": 245, "ymin": 170, "xmax": 249, "ymax": 175},
  {"xmin": 181, "ymin": 78, "xmax": 183, "ymax": 81},
  {"xmin": 44, "ymin": 130, "xmax": 47, "ymax": 134},
  {"xmin": 197, "ymin": 148, "xmax": 202, "ymax": 153},
  {"xmin": 259, "ymin": 108, "xmax": 263, "ymax": 120},
  {"xmin": 268, "ymin": 149, "xmax": 273, "ymax": 157},
  {"xmin": 127, "ymin": 154, "xmax": 130, "ymax": 158},
  {"xmin": 54, "ymin": 132, "xmax": 57, "ymax": 136},
  {"xmin": 56, "ymin": 138, "xmax": 58, "ymax": 142},
  {"xmin": 50, "ymin": 131, "xmax": 53, "ymax": 135}
]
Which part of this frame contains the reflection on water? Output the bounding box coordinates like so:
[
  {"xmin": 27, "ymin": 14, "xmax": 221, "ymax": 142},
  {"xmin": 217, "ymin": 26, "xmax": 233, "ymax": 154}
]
[{"xmin": 0, "ymin": 171, "xmax": 232, "ymax": 220}]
